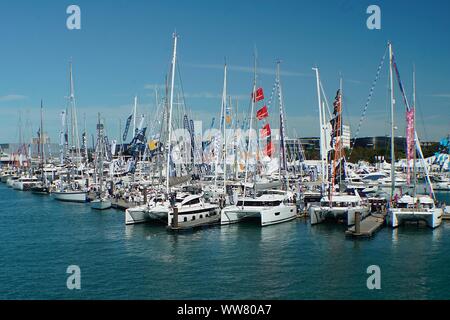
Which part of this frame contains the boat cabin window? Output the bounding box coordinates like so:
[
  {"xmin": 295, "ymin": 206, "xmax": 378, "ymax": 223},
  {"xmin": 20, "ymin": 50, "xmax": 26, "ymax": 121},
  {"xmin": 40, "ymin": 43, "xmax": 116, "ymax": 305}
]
[
  {"xmin": 185, "ymin": 198, "xmax": 200, "ymax": 206},
  {"xmin": 183, "ymin": 217, "xmax": 187, "ymax": 222},
  {"xmin": 364, "ymin": 174, "xmax": 386, "ymax": 181},
  {"xmin": 236, "ymin": 200, "xmax": 281, "ymax": 207}
]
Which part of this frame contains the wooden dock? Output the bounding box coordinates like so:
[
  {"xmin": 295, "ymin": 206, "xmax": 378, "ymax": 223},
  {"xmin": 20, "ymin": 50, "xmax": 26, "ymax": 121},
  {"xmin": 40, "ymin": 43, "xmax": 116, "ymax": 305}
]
[
  {"xmin": 345, "ymin": 213, "xmax": 385, "ymax": 239},
  {"xmin": 443, "ymin": 214, "xmax": 450, "ymax": 221}
]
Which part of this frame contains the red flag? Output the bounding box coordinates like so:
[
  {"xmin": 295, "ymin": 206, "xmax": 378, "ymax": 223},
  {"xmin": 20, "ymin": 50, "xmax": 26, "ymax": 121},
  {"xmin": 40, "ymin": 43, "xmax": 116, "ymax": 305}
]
[
  {"xmin": 256, "ymin": 105, "xmax": 269, "ymax": 120},
  {"xmin": 264, "ymin": 141, "xmax": 274, "ymax": 157},
  {"xmin": 260, "ymin": 123, "xmax": 271, "ymax": 138},
  {"xmin": 252, "ymin": 87, "xmax": 264, "ymax": 102}
]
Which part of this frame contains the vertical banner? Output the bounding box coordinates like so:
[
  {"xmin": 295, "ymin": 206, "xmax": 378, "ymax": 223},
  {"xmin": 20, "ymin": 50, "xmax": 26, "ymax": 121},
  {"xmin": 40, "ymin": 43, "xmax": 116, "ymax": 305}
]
[{"xmin": 406, "ymin": 108, "xmax": 415, "ymax": 185}]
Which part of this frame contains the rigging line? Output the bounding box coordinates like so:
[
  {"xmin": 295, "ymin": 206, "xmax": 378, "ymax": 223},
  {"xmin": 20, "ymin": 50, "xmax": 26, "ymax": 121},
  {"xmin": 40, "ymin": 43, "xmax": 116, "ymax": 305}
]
[
  {"xmin": 348, "ymin": 45, "xmax": 388, "ymax": 158},
  {"xmin": 319, "ymin": 81, "xmax": 332, "ymax": 119}
]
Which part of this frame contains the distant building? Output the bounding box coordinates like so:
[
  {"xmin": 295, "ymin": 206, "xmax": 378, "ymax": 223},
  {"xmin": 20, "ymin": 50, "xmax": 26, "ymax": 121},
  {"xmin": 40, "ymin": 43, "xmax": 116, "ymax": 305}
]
[
  {"xmin": 352, "ymin": 136, "xmax": 406, "ymax": 152},
  {"xmin": 298, "ymin": 137, "xmax": 320, "ymax": 151},
  {"xmin": 31, "ymin": 132, "xmax": 51, "ymax": 145},
  {"xmin": 0, "ymin": 143, "xmax": 60, "ymax": 158}
]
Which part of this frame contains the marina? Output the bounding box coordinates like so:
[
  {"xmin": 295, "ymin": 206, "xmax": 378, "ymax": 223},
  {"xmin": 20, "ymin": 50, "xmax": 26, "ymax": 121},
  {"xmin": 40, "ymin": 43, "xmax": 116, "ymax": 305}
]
[{"xmin": 1, "ymin": 0, "xmax": 450, "ymax": 301}]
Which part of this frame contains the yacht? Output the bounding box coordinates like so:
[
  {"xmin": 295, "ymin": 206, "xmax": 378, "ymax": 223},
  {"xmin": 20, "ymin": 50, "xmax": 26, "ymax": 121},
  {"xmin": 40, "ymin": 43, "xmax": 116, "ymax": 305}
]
[
  {"xmin": 387, "ymin": 194, "xmax": 443, "ymax": 228},
  {"xmin": 432, "ymin": 175, "xmax": 450, "ymax": 191},
  {"xmin": 221, "ymin": 190, "xmax": 297, "ymax": 226},
  {"xmin": 125, "ymin": 192, "xmax": 189, "ymax": 225},
  {"xmin": 309, "ymin": 191, "xmax": 370, "ymax": 226},
  {"xmin": 6, "ymin": 175, "xmax": 20, "ymax": 188},
  {"xmin": 91, "ymin": 197, "xmax": 112, "ymax": 210},
  {"xmin": 167, "ymin": 194, "xmax": 221, "ymax": 229},
  {"xmin": 12, "ymin": 176, "xmax": 39, "ymax": 191}
]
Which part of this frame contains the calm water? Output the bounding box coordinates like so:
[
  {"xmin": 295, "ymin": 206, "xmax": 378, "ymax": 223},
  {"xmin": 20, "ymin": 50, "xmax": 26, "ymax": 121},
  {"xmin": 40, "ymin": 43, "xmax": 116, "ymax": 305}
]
[{"xmin": 1, "ymin": 183, "xmax": 449, "ymax": 300}]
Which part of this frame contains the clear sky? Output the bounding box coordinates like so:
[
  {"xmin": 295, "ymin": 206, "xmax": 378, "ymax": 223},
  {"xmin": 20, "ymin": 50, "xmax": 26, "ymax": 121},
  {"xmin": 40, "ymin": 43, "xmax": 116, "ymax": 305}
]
[{"xmin": 0, "ymin": 0, "xmax": 449, "ymax": 144}]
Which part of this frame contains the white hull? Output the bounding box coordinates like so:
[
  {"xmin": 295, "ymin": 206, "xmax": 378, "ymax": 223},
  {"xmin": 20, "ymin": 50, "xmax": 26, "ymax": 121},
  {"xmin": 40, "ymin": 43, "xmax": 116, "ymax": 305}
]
[
  {"xmin": 1, "ymin": 175, "xmax": 11, "ymax": 183},
  {"xmin": 221, "ymin": 204, "xmax": 297, "ymax": 226},
  {"xmin": 168, "ymin": 205, "xmax": 220, "ymax": 227},
  {"xmin": 6, "ymin": 178, "xmax": 17, "ymax": 188},
  {"xmin": 91, "ymin": 199, "xmax": 112, "ymax": 210},
  {"xmin": 433, "ymin": 182, "xmax": 450, "ymax": 191},
  {"xmin": 12, "ymin": 181, "xmax": 37, "ymax": 191},
  {"xmin": 52, "ymin": 191, "xmax": 88, "ymax": 203},
  {"xmin": 309, "ymin": 206, "xmax": 370, "ymax": 226},
  {"xmin": 387, "ymin": 208, "xmax": 443, "ymax": 229},
  {"xmin": 125, "ymin": 205, "xmax": 168, "ymax": 225}
]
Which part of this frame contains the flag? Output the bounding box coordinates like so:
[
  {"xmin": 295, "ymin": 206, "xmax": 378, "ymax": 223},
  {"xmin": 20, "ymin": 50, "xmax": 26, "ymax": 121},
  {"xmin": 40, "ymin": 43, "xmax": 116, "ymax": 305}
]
[
  {"xmin": 264, "ymin": 141, "xmax": 274, "ymax": 157},
  {"xmin": 406, "ymin": 108, "xmax": 415, "ymax": 185},
  {"xmin": 256, "ymin": 105, "xmax": 269, "ymax": 120},
  {"xmin": 252, "ymin": 87, "xmax": 264, "ymax": 102},
  {"xmin": 260, "ymin": 123, "xmax": 271, "ymax": 138},
  {"xmin": 123, "ymin": 114, "xmax": 132, "ymax": 142},
  {"xmin": 333, "ymin": 89, "xmax": 341, "ymax": 115}
]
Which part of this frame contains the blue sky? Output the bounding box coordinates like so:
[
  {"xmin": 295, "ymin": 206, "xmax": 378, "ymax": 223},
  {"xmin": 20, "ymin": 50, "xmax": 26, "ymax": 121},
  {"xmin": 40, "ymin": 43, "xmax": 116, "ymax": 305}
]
[{"xmin": 0, "ymin": 0, "xmax": 449, "ymax": 144}]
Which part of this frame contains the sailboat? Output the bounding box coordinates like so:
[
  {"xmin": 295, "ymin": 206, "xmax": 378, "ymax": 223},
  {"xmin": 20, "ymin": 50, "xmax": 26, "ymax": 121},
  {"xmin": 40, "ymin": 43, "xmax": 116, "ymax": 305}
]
[
  {"xmin": 385, "ymin": 43, "xmax": 443, "ymax": 229},
  {"xmin": 31, "ymin": 100, "xmax": 51, "ymax": 195},
  {"xmin": 91, "ymin": 113, "xmax": 112, "ymax": 210},
  {"xmin": 52, "ymin": 61, "xmax": 88, "ymax": 203},
  {"xmin": 309, "ymin": 69, "xmax": 370, "ymax": 226},
  {"xmin": 220, "ymin": 60, "xmax": 297, "ymax": 227},
  {"xmin": 126, "ymin": 33, "xmax": 220, "ymax": 227}
]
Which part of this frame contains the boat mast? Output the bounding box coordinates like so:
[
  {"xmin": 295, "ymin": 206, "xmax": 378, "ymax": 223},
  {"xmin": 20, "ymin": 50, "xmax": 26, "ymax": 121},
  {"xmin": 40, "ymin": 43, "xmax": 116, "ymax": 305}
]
[
  {"xmin": 97, "ymin": 113, "xmax": 103, "ymax": 195},
  {"xmin": 277, "ymin": 61, "xmax": 289, "ymax": 191},
  {"xmin": 389, "ymin": 42, "xmax": 396, "ymax": 200},
  {"xmin": 40, "ymin": 99, "xmax": 44, "ymax": 170},
  {"xmin": 68, "ymin": 61, "xmax": 82, "ymax": 168},
  {"xmin": 234, "ymin": 98, "xmax": 239, "ymax": 180},
  {"xmin": 412, "ymin": 65, "xmax": 417, "ymax": 199},
  {"xmin": 166, "ymin": 33, "xmax": 178, "ymax": 194},
  {"xmin": 243, "ymin": 53, "xmax": 257, "ymax": 199},
  {"xmin": 215, "ymin": 61, "xmax": 227, "ymax": 187},
  {"xmin": 313, "ymin": 67, "xmax": 326, "ymax": 194}
]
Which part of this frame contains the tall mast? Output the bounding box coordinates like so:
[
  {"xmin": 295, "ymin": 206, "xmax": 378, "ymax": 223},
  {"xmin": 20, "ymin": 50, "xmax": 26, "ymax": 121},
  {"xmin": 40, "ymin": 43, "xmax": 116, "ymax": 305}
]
[
  {"xmin": 166, "ymin": 33, "xmax": 178, "ymax": 194},
  {"xmin": 215, "ymin": 61, "xmax": 227, "ymax": 186},
  {"xmin": 313, "ymin": 67, "xmax": 326, "ymax": 194},
  {"xmin": 40, "ymin": 99, "xmax": 44, "ymax": 168},
  {"xmin": 243, "ymin": 52, "xmax": 257, "ymax": 200},
  {"xmin": 69, "ymin": 61, "xmax": 81, "ymax": 168},
  {"xmin": 234, "ymin": 98, "xmax": 239, "ymax": 180},
  {"xmin": 277, "ymin": 61, "xmax": 289, "ymax": 191},
  {"xmin": 389, "ymin": 42, "xmax": 396, "ymax": 199},
  {"xmin": 412, "ymin": 65, "xmax": 417, "ymax": 198},
  {"xmin": 339, "ymin": 76, "xmax": 343, "ymax": 193}
]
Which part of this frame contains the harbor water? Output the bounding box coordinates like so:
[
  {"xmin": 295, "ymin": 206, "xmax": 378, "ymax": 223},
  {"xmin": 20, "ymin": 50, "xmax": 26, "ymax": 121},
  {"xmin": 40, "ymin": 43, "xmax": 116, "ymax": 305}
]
[{"xmin": 1, "ymin": 184, "xmax": 449, "ymax": 300}]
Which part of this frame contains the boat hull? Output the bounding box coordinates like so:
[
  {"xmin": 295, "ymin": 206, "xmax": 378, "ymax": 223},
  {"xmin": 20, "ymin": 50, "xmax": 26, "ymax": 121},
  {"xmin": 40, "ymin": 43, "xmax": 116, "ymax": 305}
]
[
  {"xmin": 387, "ymin": 208, "xmax": 443, "ymax": 229},
  {"xmin": 1, "ymin": 175, "xmax": 11, "ymax": 183},
  {"xmin": 91, "ymin": 199, "xmax": 112, "ymax": 210},
  {"xmin": 309, "ymin": 206, "xmax": 370, "ymax": 226},
  {"xmin": 125, "ymin": 206, "xmax": 168, "ymax": 225},
  {"xmin": 221, "ymin": 204, "xmax": 297, "ymax": 226},
  {"xmin": 52, "ymin": 191, "xmax": 88, "ymax": 203}
]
